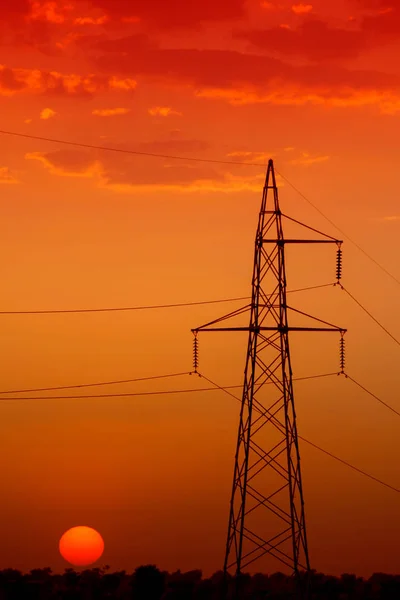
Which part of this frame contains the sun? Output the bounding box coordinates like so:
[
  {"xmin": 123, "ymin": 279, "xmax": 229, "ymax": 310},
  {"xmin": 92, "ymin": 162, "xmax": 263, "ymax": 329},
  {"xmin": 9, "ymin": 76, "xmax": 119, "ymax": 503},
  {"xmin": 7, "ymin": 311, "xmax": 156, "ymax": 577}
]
[{"xmin": 59, "ymin": 526, "xmax": 104, "ymax": 566}]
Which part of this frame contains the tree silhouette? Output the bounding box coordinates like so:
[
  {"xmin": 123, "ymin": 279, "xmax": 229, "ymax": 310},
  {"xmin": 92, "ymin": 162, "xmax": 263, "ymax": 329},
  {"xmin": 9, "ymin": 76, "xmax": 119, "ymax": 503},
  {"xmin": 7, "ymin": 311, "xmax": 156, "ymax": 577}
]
[
  {"xmin": 0, "ymin": 565, "xmax": 399, "ymax": 600},
  {"xmin": 131, "ymin": 565, "xmax": 165, "ymax": 600}
]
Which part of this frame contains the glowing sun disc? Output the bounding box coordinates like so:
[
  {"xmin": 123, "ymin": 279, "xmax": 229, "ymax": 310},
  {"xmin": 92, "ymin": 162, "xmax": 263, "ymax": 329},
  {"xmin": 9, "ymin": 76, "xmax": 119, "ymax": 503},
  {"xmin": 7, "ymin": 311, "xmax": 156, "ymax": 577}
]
[{"xmin": 59, "ymin": 526, "xmax": 104, "ymax": 566}]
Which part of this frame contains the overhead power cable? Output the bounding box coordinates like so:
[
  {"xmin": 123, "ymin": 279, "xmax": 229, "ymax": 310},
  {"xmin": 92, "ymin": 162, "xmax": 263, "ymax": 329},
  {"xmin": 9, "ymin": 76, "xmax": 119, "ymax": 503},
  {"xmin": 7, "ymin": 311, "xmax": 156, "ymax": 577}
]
[
  {"xmin": 3, "ymin": 127, "xmax": 397, "ymax": 288},
  {"xmin": 345, "ymin": 374, "xmax": 400, "ymax": 419},
  {"xmin": 276, "ymin": 169, "xmax": 400, "ymax": 288},
  {"xmin": 0, "ymin": 130, "xmax": 267, "ymax": 167},
  {"xmin": 197, "ymin": 372, "xmax": 400, "ymax": 495},
  {"xmin": 0, "ymin": 283, "xmax": 333, "ymax": 315},
  {"xmin": 0, "ymin": 372, "xmax": 337, "ymax": 399},
  {"xmin": 0, "ymin": 371, "xmax": 191, "ymax": 395},
  {"xmin": 299, "ymin": 437, "xmax": 400, "ymax": 494},
  {"xmin": 338, "ymin": 284, "xmax": 400, "ymax": 348},
  {"xmin": 4, "ymin": 369, "xmax": 398, "ymax": 491},
  {"xmin": 0, "ymin": 296, "xmax": 250, "ymax": 315},
  {"xmin": 0, "ymin": 385, "xmax": 242, "ymax": 400}
]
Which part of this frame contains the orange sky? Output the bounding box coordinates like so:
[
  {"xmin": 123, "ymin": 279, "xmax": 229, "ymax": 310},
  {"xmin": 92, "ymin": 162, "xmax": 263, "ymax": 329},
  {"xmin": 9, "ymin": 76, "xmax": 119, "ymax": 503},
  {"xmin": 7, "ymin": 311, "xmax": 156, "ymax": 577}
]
[{"xmin": 1, "ymin": 0, "xmax": 400, "ymax": 578}]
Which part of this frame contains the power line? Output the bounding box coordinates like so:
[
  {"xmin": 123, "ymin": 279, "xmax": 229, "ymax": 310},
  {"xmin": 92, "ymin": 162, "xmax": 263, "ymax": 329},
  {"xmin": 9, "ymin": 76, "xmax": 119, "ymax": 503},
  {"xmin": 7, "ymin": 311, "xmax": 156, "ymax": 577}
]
[
  {"xmin": 338, "ymin": 283, "xmax": 400, "ymax": 348},
  {"xmin": 298, "ymin": 436, "xmax": 400, "ymax": 494},
  {"xmin": 0, "ymin": 130, "xmax": 266, "ymax": 167},
  {"xmin": 0, "ymin": 384, "xmax": 243, "ymax": 401},
  {"xmin": 3, "ymin": 127, "xmax": 398, "ymax": 289},
  {"xmin": 276, "ymin": 169, "xmax": 400, "ymax": 288},
  {"xmin": 0, "ymin": 296, "xmax": 250, "ymax": 315},
  {"xmin": 286, "ymin": 283, "xmax": 335, "ymax": 295},
  {"xmin": 295, "ymin": 372, "xmax": 339, "ymax": 382},
  {"xmin": 0, "ymin": 371, "xmax": 191, "ymax": 395},
  {"xmin": 0, "ymin": 283, "xmax": 333, "ymax": 315},
  {"xmin": 345, "ymin": 374, "xmax": 400, "ymax": 419},
  {"xmin": 0, "ymin": 372, "xmax": 337, "ymax": 399},
  {"xmin": 197, "ymin": 372, "xmax": 400, "ymax": 495},
  {"xmin": 4, "ymin": 370, "xmax": 399, "ymax": 490}
]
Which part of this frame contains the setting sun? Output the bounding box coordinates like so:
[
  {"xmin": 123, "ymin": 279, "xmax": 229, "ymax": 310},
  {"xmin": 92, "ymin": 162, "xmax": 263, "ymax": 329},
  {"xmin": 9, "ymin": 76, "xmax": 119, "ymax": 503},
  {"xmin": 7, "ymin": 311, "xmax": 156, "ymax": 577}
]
[{"xmin": 59, "ymin": 526, "xmax": 104, "ymax": 567}]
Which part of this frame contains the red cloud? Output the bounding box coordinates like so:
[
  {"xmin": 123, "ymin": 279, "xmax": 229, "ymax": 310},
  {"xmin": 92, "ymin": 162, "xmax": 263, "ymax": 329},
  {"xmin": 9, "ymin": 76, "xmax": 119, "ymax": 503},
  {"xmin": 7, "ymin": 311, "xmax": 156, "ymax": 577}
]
[
  {"xmin": 0, "ymin": 67, "xmax": 26, "ymax": 92},
  {"xmin": 0, "ymin": 65, "xmax": 136, "ymax": 96},
  {"xmin": 136, "ymin": 139, "xmax": 211, "ymax": 154},
  {"xmin": 0, "ymin": 0, "xmax": 31, "ymax": 20},
  {"xmin": 362, "ymin": 7, "xmax": 400, "ymax": 36},
  {"xmin": 86, "ymin": 0, "xmax": 246, "ymax": 28},
  {"xmin": 85, "ymin": 38, "xmax": 400, "ymax": 113},
  {"xmin": 92, "ymin": 40, "xmax": 400, "ymax": 89},
  {"xmin": 25, "ymin": 146, "xmax": 265, "ymax": 193},
  {"xmin": 235, "ymin": 1, "xmax": 400, "ymax": 62},
  {"xmin": 0, "ymin": 167, "xmax": 19, "ymax": 184},
  {"xmin": 235, "ymin": 20, "xmax": 368, "ymax": 61}
]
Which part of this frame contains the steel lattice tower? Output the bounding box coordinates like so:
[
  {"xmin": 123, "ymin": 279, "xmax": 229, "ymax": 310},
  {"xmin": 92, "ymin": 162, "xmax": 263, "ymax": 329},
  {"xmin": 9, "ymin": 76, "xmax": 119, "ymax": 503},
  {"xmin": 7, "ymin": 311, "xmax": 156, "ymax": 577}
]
[{"xmin": 192, "ymin": 160, "xmax": 346, "ymax": 598}]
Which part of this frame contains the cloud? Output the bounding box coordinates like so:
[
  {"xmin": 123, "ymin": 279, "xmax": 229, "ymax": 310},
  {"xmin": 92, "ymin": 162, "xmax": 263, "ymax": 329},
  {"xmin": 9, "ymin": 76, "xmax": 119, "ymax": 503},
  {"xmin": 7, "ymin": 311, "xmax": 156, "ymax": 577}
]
[
  {"xmin": 26, "ymin": 151, "xmax": 102, "ymax": 178},
  {"xmin": 84, "ymin": 0, "xmax": 246, "ymax": 29},
  {"xmin": 25, "ymin": 146, "xmax": 267, "ymax": 193},
  {"xmin": 361, "ymin": 6, "xmax": 400, "ymax": 37},
  {"xmin": 226, "ymin": 148, "xmax": 327, "ymax": 168},
  {"xmin": 0, "ymin": 67, "xmax": 26, "ymax": 93},
  {"xmin": 0, "ymin": 0, "xmax": 31, "ymax": 22},
  {"xmin": 238, "ymin": 3, "xmax": 400, "ymax": 62},
  {"xmin": 194, "ymin": 86, "xmax": 400, "ymax": 114},
  {"xmin": 235, "ymin": 20, "xmax": 367, "ymax": 61},
  {"xmin": 148, "ymin": 106, "xmax": 182, "ymax": 117},
  {"xmin": 0, "ymin": 167, "xmax": 19, "ymax": 184},
  {"xmin": 375, "ymin": 215, "xmax": 400, "ymax": 222},
  {"xmin": 0, "ymin": 65, "xmax": 137, "ymax": 97},
  {"xmin": 7, "ymin": 1, "xmax": 245, "ymax": 37},
  {"xmin": 29, "ymin": 1, "xmax": 71, "ymax": 24},
  {"xmin": 97, "ymin": 45, "xmax": 329, "ymax": 91},
  {"xmin": 89, "ymin": 40, "xmax": 400, "ymax": 113},
  {"xmin": 226, "ymin": 151, "xmax": 273, "ymax": 163},
  {"xmin": 136, "ymin": 138, "xmax": 211, "ymax": 154},
  {"xmin": 40, "ymin": 107, "xmax": 56, "ymax": 120},
  {"xmin": 289, "ymin": 152, "xmax": 330, "ymax": 166},
  {"xmin": 74, "ymin": 16, "xmax": 109, "ymax": 26},
  {"xmin": 92, "ymin": 107, "xmax": 131, "ymax": 116},
  {"xmin": 292, "ymin": 4, "xmax": 313, "ymax": 14}
]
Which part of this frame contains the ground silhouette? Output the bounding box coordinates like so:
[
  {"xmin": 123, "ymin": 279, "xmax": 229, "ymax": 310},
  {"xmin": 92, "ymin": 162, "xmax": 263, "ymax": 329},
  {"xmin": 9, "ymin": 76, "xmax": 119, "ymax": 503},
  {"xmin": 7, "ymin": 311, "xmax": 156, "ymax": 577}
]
[{"xmin": 0, "ymin": 566, "xmax": 399, "ymax": 599}]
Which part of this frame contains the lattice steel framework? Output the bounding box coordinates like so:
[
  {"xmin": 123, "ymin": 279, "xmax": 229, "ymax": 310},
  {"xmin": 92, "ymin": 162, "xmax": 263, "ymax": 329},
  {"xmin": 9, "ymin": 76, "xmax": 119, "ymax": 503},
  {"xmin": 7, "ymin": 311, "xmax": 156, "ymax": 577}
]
[{"xmin": 192, "ymin": 160, "xmax": 346, "ymax": 598}]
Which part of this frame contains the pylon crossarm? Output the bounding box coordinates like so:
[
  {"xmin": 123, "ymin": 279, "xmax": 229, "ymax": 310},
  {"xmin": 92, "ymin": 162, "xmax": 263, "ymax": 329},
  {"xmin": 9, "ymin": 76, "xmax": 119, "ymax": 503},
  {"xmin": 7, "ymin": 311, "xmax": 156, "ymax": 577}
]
[
  {"xmin": 287, "ymin": 305, "xmax": 347, "ymax": 331},
  {"xmin": 191, "ymin": 304, "xmax": 251, "ymax": 333},
  {"xmin": 281, "ymin": 213, "xmax": 342, "ymax": 243},
  {"xmin": 190, "ymin": 326, "xmax": 345, "ymax": 332},
  {"xmin": 262, "ymin": 239, "xmax": 341, "ymax": 244}
]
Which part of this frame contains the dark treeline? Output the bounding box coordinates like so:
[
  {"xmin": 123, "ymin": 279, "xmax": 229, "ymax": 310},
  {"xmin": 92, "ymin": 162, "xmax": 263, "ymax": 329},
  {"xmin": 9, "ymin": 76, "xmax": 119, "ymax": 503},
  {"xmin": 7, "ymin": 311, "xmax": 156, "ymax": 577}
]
[{"xmin": 0, "ymin": 566, "xmax": 399, "ymax": 600}]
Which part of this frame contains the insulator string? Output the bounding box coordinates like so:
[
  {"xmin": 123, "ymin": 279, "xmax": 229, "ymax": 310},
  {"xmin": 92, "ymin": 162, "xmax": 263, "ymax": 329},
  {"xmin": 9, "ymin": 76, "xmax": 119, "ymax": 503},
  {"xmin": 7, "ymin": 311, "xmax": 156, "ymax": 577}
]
[
  {"xmin": 336, "ymin": 244, "xmax": 343, "ymax": 282},
  {"xmin": 340, "ymin": 333, "xmax": 345, "ymax": 374},
  {"xmin": 193, "ymin": 334, "xmax": 199, "ymax": 373}
]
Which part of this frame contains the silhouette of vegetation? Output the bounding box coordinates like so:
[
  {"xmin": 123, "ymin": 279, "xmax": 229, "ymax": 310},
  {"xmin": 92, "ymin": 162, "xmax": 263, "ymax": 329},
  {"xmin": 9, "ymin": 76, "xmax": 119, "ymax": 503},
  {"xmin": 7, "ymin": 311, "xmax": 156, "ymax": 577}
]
[{"xmin": 0, "ymin": 566, "xmax": 399, "ymax": 599}]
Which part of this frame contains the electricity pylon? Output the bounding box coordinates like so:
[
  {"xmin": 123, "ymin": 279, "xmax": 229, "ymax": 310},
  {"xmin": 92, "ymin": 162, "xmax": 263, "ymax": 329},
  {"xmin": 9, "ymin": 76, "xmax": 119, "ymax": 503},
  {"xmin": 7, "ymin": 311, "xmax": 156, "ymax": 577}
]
[{"xmin": 192, "ymin": 160, "xmax": 346, "ymax": 598}]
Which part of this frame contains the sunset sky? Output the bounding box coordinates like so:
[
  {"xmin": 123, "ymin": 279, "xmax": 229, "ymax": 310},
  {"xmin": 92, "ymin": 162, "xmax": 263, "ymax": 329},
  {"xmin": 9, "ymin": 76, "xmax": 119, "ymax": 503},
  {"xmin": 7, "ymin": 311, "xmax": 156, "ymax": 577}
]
[{"xmin": 1, "ymin": 0, "xmax": 400, "ymax": 578}]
